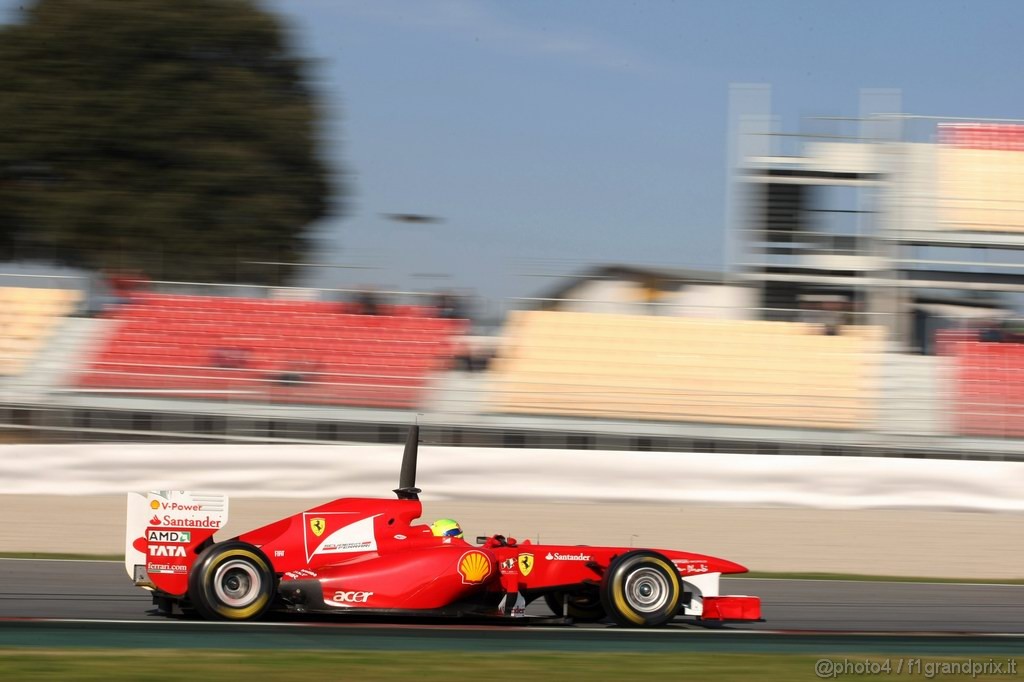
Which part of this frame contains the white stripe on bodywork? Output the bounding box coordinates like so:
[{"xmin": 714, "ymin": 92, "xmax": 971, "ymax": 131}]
[
  {"xmin": 681, "ymin": 572, "xmax": 721, "ymax": 617},
  {"xmin": 124, "ymin": 492, "xmax": 148, "ymax": 580},
  {"xmin": 304, "ymin": 513, "xmax": 379, "ymax": 562}
]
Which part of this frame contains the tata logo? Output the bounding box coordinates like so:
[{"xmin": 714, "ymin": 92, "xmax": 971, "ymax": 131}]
[
  {"xmin": 147, "ymin": 530, "xmax": 191, "ymax": 543},
  {"xmin": 149, "ymin": 545, "xmax": 187, "ymax": 557},
  {"xmin": 332, "ymin": 591, "xmax": 372, "ymax": 604}
]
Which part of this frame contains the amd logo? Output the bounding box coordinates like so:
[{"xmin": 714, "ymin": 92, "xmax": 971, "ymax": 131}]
[
  {"xmin": 332, "ymin": 590, "xmax": 373, "ymax": 604},
  {"xmin": 147, "ymin": 530, "xmax": 191, "ymax": 543},
  {"xmin": 149, "ymin": 545, "xmax": 187, "ymax": 557}
]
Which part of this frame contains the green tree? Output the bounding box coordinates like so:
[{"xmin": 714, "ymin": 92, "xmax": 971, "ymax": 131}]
[{"xmin": 0, "ymin": 0, "xmax": 334, "ymax": 283}]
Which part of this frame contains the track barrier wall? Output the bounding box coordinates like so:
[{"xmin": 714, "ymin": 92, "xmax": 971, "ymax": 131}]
[
  {"xmin": 1, "ymin": 444, "xmax": 1022, "ymax": 512},
  {"xmin": 3, "ymin": 445, "xmax": 1023, "ymax": 577}
]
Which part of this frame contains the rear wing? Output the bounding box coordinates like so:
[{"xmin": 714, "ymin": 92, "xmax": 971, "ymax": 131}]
[{"xmin": 125, "ymin": 491, "xmax": 230, "ymax": 587}]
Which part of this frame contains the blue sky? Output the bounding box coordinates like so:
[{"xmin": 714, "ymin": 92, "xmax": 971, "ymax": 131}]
[
  {"xmin": 264, "ymin": 0, "xmax": 1024, "ymax": 304},
  {"xmin": 7, "ymin": 1, "xmax": 1024, "ymax": 304}
]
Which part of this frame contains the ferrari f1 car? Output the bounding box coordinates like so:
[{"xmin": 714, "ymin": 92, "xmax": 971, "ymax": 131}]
[{"xmin": 125, "ymin": 426, "xmax": 761, "ymax": 627}]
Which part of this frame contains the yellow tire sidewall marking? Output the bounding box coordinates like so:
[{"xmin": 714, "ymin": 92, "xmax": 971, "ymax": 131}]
[
  {"xmin": 611, "ymin": 556, "xmax": 680, "ymax": 625},
  {"xmin": 203, "ymin": 548, "xmax": 271, "ymax": 620}
]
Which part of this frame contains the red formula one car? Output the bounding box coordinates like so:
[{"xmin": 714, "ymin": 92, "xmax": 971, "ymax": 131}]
[{"xmin": 125, "ymin": 427, "xmax": 761, "ymax": 627}]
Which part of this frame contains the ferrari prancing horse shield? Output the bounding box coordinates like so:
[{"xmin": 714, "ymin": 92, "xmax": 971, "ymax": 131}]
[
  {"xmin": 310, "ymin": 517, "xmax": 326, "ymax": 537},
  {"xmin": 518, "ymin": 553, "xmax": 533, "ymax": 577}
]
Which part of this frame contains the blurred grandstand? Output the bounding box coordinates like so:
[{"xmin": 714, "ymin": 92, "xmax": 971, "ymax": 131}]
[{"xmin": 2, "ymin": 96, "xmax": 1023, "ymax": 460}]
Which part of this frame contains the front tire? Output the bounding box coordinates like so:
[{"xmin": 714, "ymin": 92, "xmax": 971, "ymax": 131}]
[
  {"xmin": 188, "ymin": 541, "xmax": 275, "ymax": 621},
  {"xmin": 600, "ymin": 550, "xmax": 682, "ymax": 628}
]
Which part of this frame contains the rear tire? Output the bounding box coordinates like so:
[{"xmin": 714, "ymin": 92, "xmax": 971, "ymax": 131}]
[
  {"xmin": 600, "ymin": 550, "xmax": 682, "ymax": 628},
  {"xmin": 188, "ymin": 541, "xmax": 275, "ymax": 621},
  {"xmin": 543, "ymin": 590, "xmax": 606, "ymax": 622}
]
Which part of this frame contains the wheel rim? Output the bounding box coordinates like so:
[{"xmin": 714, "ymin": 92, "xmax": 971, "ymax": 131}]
[
  {"xmin": 213, "ymin": 559, "xmax": 262, "ymax": 608},
  {"xmin": 623, "ymin": 567, "xmax": 671, "ymax": 613}
]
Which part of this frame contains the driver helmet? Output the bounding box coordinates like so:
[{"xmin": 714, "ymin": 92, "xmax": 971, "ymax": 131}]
[{"xmin": 430, "ymin": 518, "xmax": 463, "ymax": 539}]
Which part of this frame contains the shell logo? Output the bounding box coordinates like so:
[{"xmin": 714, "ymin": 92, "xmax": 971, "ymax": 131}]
[
  {"xmin": 150, "ymin": 500, "xmax": 160, "ymax": 510},
  {"xmin": 457, "ymin": 550, "xmax": 492, "ymax": 585}
]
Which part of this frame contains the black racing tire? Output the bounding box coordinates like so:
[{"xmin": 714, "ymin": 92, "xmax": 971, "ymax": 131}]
[
  {"xmin": 188, "ymin": 541, "xmax": 275, "ymax": 621},
  {"xmin": 178, "ymin": 605, "xmax": 201, "ymax": 619},
  {"xmin": 544, "ymin": 590, "xmax": 606, "ymax": 622},
  {"xmin": 600, "ymin": 550, "xmax": 683, "ymax": 628}
]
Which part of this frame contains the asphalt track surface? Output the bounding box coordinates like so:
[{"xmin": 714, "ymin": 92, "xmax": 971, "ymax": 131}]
[{"xmin": 2, "ymin": 559, "xmax": 1023, "ymax": 653}]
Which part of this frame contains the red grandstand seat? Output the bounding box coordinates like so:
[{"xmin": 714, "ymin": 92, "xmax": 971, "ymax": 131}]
[
  {"xmin": 75, "ymin": 292, "xmax": 467, "ymax": 408},
  {"xmin": 938, "ymin": 330, "xmax": 1024, "ymax": 437}
]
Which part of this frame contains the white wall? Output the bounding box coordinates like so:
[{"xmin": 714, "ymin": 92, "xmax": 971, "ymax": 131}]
[{"xmin": 3, "ymin": 443, "xmax": 1022, "ymax": 513}]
